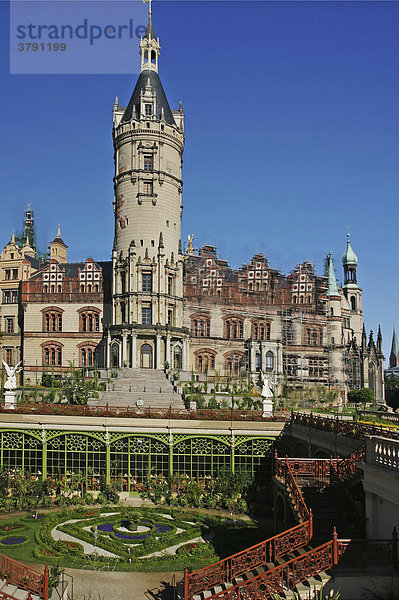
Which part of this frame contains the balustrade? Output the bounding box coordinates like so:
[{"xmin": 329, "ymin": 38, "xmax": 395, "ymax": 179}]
[
  {"xmin": 366, "ymin": 436, "xmax": 399, "ymax": 471},
  {"xmin": 0, "ymin": 555, "xmax": 48, "ymax": 599}
]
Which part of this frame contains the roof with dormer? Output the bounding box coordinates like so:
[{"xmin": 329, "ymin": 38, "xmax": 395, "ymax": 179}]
[{"xmin": 121, "ymin": 70, "xmax": 176, "ymax": 126}]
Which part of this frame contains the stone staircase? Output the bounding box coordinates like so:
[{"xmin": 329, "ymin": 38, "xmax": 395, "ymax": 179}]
[
  {"xmin": 300, "ymin": 485, "xmax": 360, "ymax": 543},
  {"xmin": 192, "ymin": 546, "xmax": 331, "ymax": 600},
  {"xmin": 91, "ymin": 368, "xmax": 186, "ymax": 410},
  {"xmin": 0, "ymin": 579, "xmax": 41, "ymax": 599}
]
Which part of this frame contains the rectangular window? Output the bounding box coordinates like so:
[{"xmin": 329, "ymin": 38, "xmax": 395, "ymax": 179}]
[
  {"xmin": 145, "ymin": 104, "xmax": 152, "ymax": 116},
  {"xmin": 142, "ymin": 306, "xmax": 152, "ymax": 325},
  {"xmin": 144, "ymin": 155, "xmax": 153, "ymax": 171},
  {"xmin": 12, "ymin": 269, "xmax": 18, "ymax": 280},
  {"xmin": 142, "ymin": 272, "xmax": 152, "ymax": 292},
  {"xmin": 168, "ymin": 309, "xmax": 173, "ymax": 326},
  {"xmin": 143, "ymin": 180, "xmax": 153, "ymax": 195},
  {"xmin": 11, "ymin": 291, "xmax": 17, "ymax": 303},
  {"xmin": 5, "ymin": 348, "xmax": 13, "ymax": 365},
  {"xmin": 4, "ymin": 270, "xmax": 10, "ymax": 281},
  {"xmin": 6, "ymin": 318, "xmax": 14, "ymax": 334},
  {"xmin": 168, "ymin": 276, "xmax": 173, "ymax": 295},
  {"xmin": 3, "ymin": 291, "xmax": 10, "ymax": 304}
]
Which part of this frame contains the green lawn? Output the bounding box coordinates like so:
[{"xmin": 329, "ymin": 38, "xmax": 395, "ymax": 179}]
[{"xmin": 0, "ymin": 508, "xmax": 274, "ymax": 572}]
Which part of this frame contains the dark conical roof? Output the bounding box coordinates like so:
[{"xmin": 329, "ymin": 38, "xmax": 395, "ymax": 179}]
[{"xmin": 121, "ymin": 70, "xmax": 176, "ymax": 126}]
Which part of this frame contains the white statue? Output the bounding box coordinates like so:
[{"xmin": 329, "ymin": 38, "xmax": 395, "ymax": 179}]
[
  {"xmin": 260, "ymin": 370, "xmax": 273, "ymax": 399},
  {"xmin": 260, "ymin": 371, "xmax": 273, "ymax": 417},
  {"xmin": 2, "ymin": 361, "xmax": 22, "ymax": 391}
]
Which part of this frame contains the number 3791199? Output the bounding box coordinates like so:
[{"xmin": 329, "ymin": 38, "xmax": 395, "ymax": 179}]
[{"xmin": 18, "ymin": 43, "xmax": 66, "ymax": 51}]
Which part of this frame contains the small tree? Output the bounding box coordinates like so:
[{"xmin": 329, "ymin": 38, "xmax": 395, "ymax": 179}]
[{"xmin": 348, "ymin": 387, "xmax": 375, "ymax": 408}]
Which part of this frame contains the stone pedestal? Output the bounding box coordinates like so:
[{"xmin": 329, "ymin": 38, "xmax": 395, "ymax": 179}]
[
  {"xmin": 262, "ymin": 398, "xmax": 273, "ymax": 417},
  {"xmin": 4, "ymin": 391, "xmax": 17, "ymax": 410}
]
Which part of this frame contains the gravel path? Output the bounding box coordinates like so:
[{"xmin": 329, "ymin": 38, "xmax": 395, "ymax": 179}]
[
  {"xmin": 51, "ymin": 519, "xmax": 119, "ymax": 558},
  {"xmin": 140, "ymin": 531, "xmax": 214, "ymax": 558}
]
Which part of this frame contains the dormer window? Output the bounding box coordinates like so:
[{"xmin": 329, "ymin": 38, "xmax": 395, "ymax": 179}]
[{"xmin": 145, "ymin": 104, "xmax": 152, "ymax": 116}]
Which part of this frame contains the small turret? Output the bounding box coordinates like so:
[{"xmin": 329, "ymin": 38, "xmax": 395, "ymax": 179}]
[
  {"xmin": 49, "ymin": 225, "xmax": 68, "ymax": 263},
  {"xmin": 342, "ymin": 231, "xmax": 359, "ymax": 287}
]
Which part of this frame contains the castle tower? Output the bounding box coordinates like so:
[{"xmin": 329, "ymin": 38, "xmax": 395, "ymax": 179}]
[
  {"xmin": 108, "ymin": 10, "xmax": 187, "ymax": 370},
  {"xmin": 342, "ymin": 232, "xmax": 362, "ymax": 342}
]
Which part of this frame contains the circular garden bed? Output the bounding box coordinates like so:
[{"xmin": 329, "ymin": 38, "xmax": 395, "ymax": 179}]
[{"xmin": 0, "ymin": 507, "xmax": 271, "ymax": 572}]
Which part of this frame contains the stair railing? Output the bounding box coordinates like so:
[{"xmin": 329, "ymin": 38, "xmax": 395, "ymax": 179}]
[
  {"xmin": 184, "ymin": 451, "xmax": 353, "ymax": 600},
  {"xmin": 185, "ymin": 517, "xmax": 313, "ymax": 600},
  {"xmin": 0, "ymin": 554, "xmax": 48, "ymax": 599},
  {"xmin": 186, "ymin": 530, "xmax": 349, "ymax": 600}
]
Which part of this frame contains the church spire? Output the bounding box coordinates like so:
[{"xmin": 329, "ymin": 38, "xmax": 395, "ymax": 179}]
[{"xmin": 389, "ymin": 328, "xmax": 399, "ymax": 368}]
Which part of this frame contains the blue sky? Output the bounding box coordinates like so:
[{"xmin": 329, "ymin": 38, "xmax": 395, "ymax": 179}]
[{"xmin": 1, "ymin": 1, "xmax": 398, "ymax": 361}]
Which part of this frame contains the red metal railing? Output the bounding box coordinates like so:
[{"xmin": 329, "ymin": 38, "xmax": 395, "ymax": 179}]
[
  {"xmin": 186, "ymin": 519, "xmax": 313, "ymax": 598},
  {"xmin": 0, "ymin": 554, "xmax": 48, "ymax": 600},
  {"xmin": 332, "ymin": 442, "xmax": 366, "ymax": 482},
  {"xmin": 184, "ymin": 449, "xmax": 354, "ymax": 600},
  {"xmin": 291, "ymin": 411, "xmax": 399, "ymax": 441},
  {"xmin": 186, "ymin": 455, "xmax": 314, "ymax": 600},
  {"xmin": 186, "ymin": 532, "xmax": 349, "ymax": 600}
]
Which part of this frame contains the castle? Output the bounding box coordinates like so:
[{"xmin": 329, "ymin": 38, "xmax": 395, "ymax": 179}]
[{"xmin": 0, "ymin": 13, "xmax": 385, "ymax": 405}]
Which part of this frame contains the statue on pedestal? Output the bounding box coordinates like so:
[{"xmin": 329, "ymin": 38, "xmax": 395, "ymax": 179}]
[
  {"xmin": 260, "ymin": 370, "xmax": 273, "ymax": 416},
  {"xmin": 2, "ymin": 361, "xmax": 22, "ymax": 410}
]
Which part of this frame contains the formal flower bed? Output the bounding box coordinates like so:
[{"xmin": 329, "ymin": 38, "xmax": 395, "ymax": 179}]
[
  {"xmin": 0, "ymin": 522, "xmax": 23, "ymax": 531},
  {"xmin": 33, "ymin": 506, "xmax": 255, "ymax": 570},
  {"xmin": 0, "ymin": 536, "xmax": 26, "ymax": 545}
]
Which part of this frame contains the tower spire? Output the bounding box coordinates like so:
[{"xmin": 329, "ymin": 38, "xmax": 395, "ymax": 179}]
[
  {"xmin": 326, "ymin": 251, "xmax": 339, "ymax": 297},
  {"xmin": 140, "ymin": 0, "xmax": 160, "ymax": 73},
  {"xmin": 389, "ymin": 328, "xmax": 399, "ymax": 368}
]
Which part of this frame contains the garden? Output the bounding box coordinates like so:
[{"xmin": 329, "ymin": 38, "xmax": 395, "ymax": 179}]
[{"xmin": 0, "ymin": 507, "xmax": 272, "ymax": 572}]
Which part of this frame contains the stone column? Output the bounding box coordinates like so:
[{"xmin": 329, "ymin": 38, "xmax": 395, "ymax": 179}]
[
  {"xmin": 122, "ymin": 331, "xmax": 127, "ymax": 366},
  {"xmin": 249, "ymin": 341, "xmax": 256, "ymax": 372},
  {"xmin": 106, "ymin": 330, "xmax": 111, "ymax": 369},
  {"xmin": 132, "ymin": 334, "xmax": 137, "ymax": 368},
  {"xmin": 156, "ymin": 334, "xmax": 162, "ymax": 369},
  {"xmin": 183, "ymin": 339, "xmax": 189, "ymax": 371},
  {"xmin": 166, "ymin": 334, "xmax": 171, "ymax": 367}
]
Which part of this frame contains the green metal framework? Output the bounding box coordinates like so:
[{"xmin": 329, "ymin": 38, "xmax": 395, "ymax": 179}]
[{"xmin": 0, "ymin": 429, "xmax": 274, "ymax": 490}]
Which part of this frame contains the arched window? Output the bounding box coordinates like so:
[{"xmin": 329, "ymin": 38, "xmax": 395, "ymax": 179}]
[
  {"xmin": 195, "ymin": 350, "xmax": 216, "ymax": 373},
  {"xmin": 173, "ymin": 346, "xmax": 182, "ymax": 370},
  {"xmin": 265, "ymin": 351, "xmax": 274, "ymax": 372},
  {"xmin": 42, "ymin": 342, "xmax": 62, "ymax": 367},
  {"xmin": 191, "ymin": 316, "xmax": 210, "ymax": 337},
  {"xmin": 350, "ymin": 296, "xmax": 356, "ymax": 311},
  {"xmin": 252, "ymin": 321, "xmax": 270, "ymax": 341},
  {"xmin": 80, "ymin": 345, "xmax": 96, "ymax": 367},
  {"xmin": 368, "ymin": 362, "xmax": 376, "ymax": 399},
  {"xmin": 225, "ymin": 318, "xmax": 244, "ymax": 339},
  {"xmin": 330, "ymin": 307, "xmax": 334, "ymax": 316},
  {"xmin": 226, "ymin": 353, "xmax": 243, "ymax": 376},
  {"xmin": 79, "ymin": 308, "xmax": 101, "ymax": 332},
  {"xmin": 42, "ymin": 308, "xmax": 63, "ymax": 332}
]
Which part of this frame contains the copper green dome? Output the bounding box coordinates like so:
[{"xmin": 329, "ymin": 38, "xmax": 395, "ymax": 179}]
[{"xmin": 342, "ymin": 232, "xmax": 358, "ymax": 266}]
